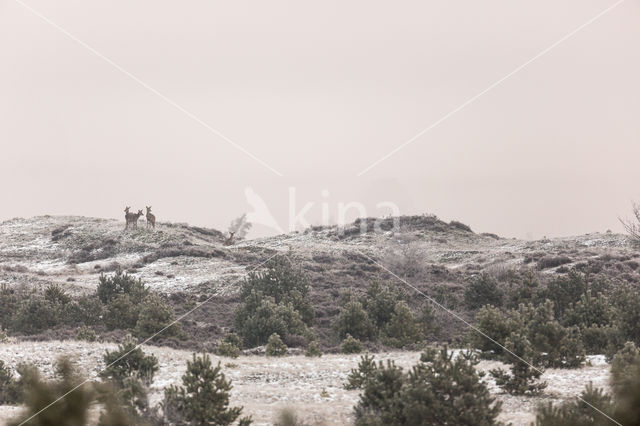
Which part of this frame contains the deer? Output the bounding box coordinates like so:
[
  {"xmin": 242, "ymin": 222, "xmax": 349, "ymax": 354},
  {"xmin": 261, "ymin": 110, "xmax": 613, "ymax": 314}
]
[
  {"xmin": 224, "ymin": 231, "xmax": 235, "ymax": 246},
  {"xmin": 145, "ymin": 206, "xmax": 156, "ymax": 229},
  {"xmin": 124, "ymin": 207, "xmax": 143, "ymax": 230}
]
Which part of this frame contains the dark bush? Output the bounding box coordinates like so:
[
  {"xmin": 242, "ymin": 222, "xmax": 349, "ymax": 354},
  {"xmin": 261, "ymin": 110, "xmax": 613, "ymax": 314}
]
[
  {"xmin": 100, "ymin": 337, "xmax": 159, "ymax": 387},
  {"xmin": 361, "ymin": 282, "xmax": 402, "ymax": 329},
  {"xmin": 537, "ymin": 256, "xmax": 572, "ymax": 270},
  {"xmin": 240, "ymin": 256, "xmax": 314, "ymax": 325},
  {"xmin": 235, "ymin": 292, "xmax": 308, "ymax": 348},
  {"xmin": 12, "ymin": 295, "xmax": 60, "ymax": 334},
  {"xmin": 103, "ymin": 294, "xmax": 139, "ymax": 330},
  {"xmin": 333, "ymin": 301, "xmax": 376, "ymax": 341},
  {"xmin": 489, "ymin": 332, "xmax": 547, "ymax": 395},
  {"xmin": 134, "ymin": 294, "xmax": 181, "ymax": 340},
  {"xmin": 382, "ymin": 301, "xmax": 422, "ymax": 348},
  {"xmin": 354, "ymin": 347, "xmax": 501, "ymax": 425},
  {"xmin": 162, "ymin": 353, "xmax": 250, "ymax": 425},
  {"xmin": 340, "ymin": 334, "xmax": 363, "ymax": 354},
  {"xmin": 0, "ymin": 360, "xmax": 21, "ymax": 404},
  {"xmin": 305, "ymin": 341, "xmax": 322, "ymax": 357},
  {"xmin": 344, "ymin": 354, "xmax": 377, "ymax": 390},
  {"xmin": 464, "ymin": 274, "xmax": 504, "ymax": 310},
  {"xmin": 61, "ymin": 295, "xmax": 103, "ymax": 326},
  {"xmin": 266, "ymin": 333, "xmax": 288, "ymax": 357},
  {"xmin": 96, "ymin": 271, "xmax": 148, "ymax": 305}
]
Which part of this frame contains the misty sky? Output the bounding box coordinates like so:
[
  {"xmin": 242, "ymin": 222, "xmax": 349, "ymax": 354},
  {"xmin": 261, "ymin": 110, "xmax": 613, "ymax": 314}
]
[{"xmin": 1, "ymin": 0, "xmax": 639, "ymax": 239}]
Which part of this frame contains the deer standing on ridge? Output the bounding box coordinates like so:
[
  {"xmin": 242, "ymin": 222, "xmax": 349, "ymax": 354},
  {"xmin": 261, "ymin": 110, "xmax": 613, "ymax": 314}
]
[
  {"xmin": 124, "ymin": 207, "xmax": 143, "ymax": 230},
  {"xmin": 146, "ymin": 206, "xmax": 156, "ymax": 229}
]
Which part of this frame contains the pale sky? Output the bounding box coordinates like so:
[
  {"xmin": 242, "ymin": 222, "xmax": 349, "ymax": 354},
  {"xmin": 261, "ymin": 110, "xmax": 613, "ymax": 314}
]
[{"xmin": 1, "ymin": 0, "xmax": 639, "ymax": 239}]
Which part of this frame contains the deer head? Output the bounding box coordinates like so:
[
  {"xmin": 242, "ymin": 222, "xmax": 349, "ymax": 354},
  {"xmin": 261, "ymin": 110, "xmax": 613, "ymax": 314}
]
[
  {"xmin": 146, "ymin": 206, "xmax": 152, "ymax": 214},
  {"xmin": 124, "ymin": 206, "xmax": 130, "ymax": 213}
]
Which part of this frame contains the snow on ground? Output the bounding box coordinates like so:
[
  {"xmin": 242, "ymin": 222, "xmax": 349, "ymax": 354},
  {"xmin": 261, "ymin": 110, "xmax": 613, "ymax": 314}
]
[{"xmin": 0, "ymin": 341, "xmax": 610, "ymax": 425}]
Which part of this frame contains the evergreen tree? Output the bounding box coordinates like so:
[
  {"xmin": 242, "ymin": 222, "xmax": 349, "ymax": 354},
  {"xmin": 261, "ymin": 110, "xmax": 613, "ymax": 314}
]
[
  {"xmin": 162, "ymin": 353, "xmax": 250, "ymax": 425},
  {"xmin": 490, "ymin": 332, "xmax": 547, "ymax": 395},
  {"xmin": 382, "ymin": 301, "xmax": 422, "ymax": 348}
]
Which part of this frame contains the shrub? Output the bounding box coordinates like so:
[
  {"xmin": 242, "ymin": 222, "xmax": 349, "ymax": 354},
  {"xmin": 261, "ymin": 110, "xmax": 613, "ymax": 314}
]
[
  {"xmin": 103, "ymin": 294, "xmax": 139, "ymax": 330},
  {"xmin": 469, "ymin": 305, "xmax": 518, "ymax": 358},
  {"xmin": 305, "ymin": 341, "xmax": 322, "ymax": 357},
  {"xmin": 382, "ymin": 301, "xmax": 422, "ymax": 348},
  {"xmin": 340, "ymin": 334, "xmax": 363, "ymax": 354},
  {"xmin": 537, "ymin": 256, "xmax": 572, "ymax": 270},
  {"xmin": 0, "ymin": 360, "xmax": 21, "ymax": 404},
  {"xmin": 240, "ymin": 256, "xmax": 314, "ymax": 325},
  {"xmin": 96, "ymin": 271, "xmax": 148, "ymax": 304},
  {"xmin": 100, "ymin": 337, "xmax": 159, "ymax": 387},
  {"xmin": 0, "ymin": 286, "xmax": 20, "ymax": 331},
  {"xmin": 235, "ymin": 292, "xmax": 308, "ymax": 347},
  {"xmin": 521, "ymin": 300, "xmax": 586, "ymax": 368},
  {"xmin": 610, "ymin": 342, "xmax": 640, "ymax": 393},
  {"xmin": 344, "ymin": 354, "xmax": 377, "ymax": 390},
  {"xmin": 464, "ymin": 274, "xmax": 504, "ymax": 310},
  {"xmin": 274, "ymin": 408, "xmax": 304, "ymax": 426},
  {"xmin": 333, "ymin": 301, "xmax": 376, "ymax": 341},
  {"xmin": 266, "ymin": 333, "xmax": 288, "ymax": 357},
  {"xmin": 534, "ymin": 382, "xmax": 615, "ymax": 426},
  {"xmin": 61, "ymin": 295, "xmax": 103, "ymax": 326},
  {"xmin": 134, "ymin": 294, "xmax": 181, "ymax": 340},
  {"xmin": 537, "ymin": 271, "xmax": 594, "ymax": 318},
  {"xmin": 449, "ymin": 220, "xmax": 472, "ymax": 232},
  {"xmin": 361, "ymin": 282, "xmax": 402, "ymax": 329},
  {"xmin": 217, "ymin": 342, "xmax": 240, "ymax": 358},
  {"xmin": 75, "ymin": 326, "xmax": 97, "ymax": 342},
  {"xmin": 44, "ymin": 284, "xmax": 71, "ymax": 305},
  {"xmin": 7, "ymin": 358, "xmax": 95, "ymax": 426},
  {"xmin": 12, "ymin": 295, "xmax": 60, "ymax": 334},
  {"xmin": 162, "ymin": 353, "xmax": 250, "ymax": 425},
  {"xmin": 489, "ymin": 332, "xmax": 547, "ymax": 395},
  {"xmin": 611, "ymin": 285, "xmax": 640, "ymax": 346},
  {"xmin": 354, "ymin": 347, "xmax": 501, "ymax": 425}
]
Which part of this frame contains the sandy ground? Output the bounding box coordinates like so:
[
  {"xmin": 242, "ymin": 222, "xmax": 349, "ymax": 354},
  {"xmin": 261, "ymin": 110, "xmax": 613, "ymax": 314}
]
[{"xmin": 0, "ymin": 341, "xmax": 610, "ymax": 425}]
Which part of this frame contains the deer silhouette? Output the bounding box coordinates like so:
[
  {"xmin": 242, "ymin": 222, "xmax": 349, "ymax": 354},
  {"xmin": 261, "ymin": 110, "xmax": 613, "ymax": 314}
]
[
  {"xmin": 224, "ymin": 231, "xmax": 235, "ymax": 246},
  {"xmin": 146, "ymin": 206, "xmax": 156, "ymax": 229},
  {"xmin": 124, "ymin": 207, "xmax": 143, "ymax": 230}
]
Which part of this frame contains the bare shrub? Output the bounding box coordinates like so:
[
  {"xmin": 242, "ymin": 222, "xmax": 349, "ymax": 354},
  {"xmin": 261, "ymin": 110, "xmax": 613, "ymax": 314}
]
[{"xmin": 619, "ymin": 202, "xmax": 640, "ymax": 242}]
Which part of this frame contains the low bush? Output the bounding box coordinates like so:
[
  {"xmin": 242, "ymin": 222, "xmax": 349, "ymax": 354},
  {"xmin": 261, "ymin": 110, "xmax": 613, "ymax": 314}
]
[
  {"xmin": 162, "ymin": 353, "xmax": 250, "ymax": 425},
  {"xmin": 96, "ymin": 271, "xmax": 148, "ymax": 304},
  {"xmin": 464, "ymin": 274, "xmax": 504, "ymax": 310},
  {"xmin": 305, "ymin": 341, "xmax": 322, "ymax": 357},
  {"xmin": 75, "ymin": 326, "xmax": 97, "ymax": 342},
  {"xmin": 0, "ymin": 360, "xmax": 21, "ymax": 405},
  {"xmin": 333, "ymin": 301, "xmax": 376, "ymax": 341},
  {"xmin": 340, "ymin": 334, "xmax": 363, "ymax": 354},
  {"xmin": 489, "ymin": 333, "xmax": 547, "ymax": 395},
  {"xmin": 12, "ymin": 295, "xmax": 60, "ymax": 334},
  {"xmin": 266, "ymin": 333, "xmax": 288, "ymax": 357},
  {"xmin": 354, "ymin": 347, "xmax": 501, "ymax": 425},
  {"xmin": 382, "ymin": 301, "xmax": 422, "ymax": 348},
  {"xmin": 134, "ymin": 294, "xmax": 181, "ymax": 340},
  {"xmin": 235, "ymin": 292, "xmax": 308, "ymax": 348},
  {"xmin": 344, "ymin": 354, "xmax": 377, "ymax": 390},
  {"xmin": 100, "ymin": 337, "xmax": 159, "ymax": 387}
]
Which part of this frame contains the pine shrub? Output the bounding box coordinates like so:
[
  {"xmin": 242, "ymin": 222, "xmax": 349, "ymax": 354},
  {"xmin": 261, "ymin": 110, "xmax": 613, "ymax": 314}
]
[
  {"xmin": 344, "ymin": 354, "xmax": 377, "ymax": 390},
  {"xmin": 235, "ymin": 292, "xmax": 308, "ymax": 347},
  {"xmin": 0, "ymin": 360, "xmax": 21, "ymax": 405},
  {"xmin": 96, "ymin": 271, "xmax": 148, "ymax": 304},
  {"xmin": 464, "ymin": 274, "xmax": 504, "ymax": 310},
  {"xmin": 75, "ymin": 326, "xmax": 97, "ymax": 342},
  {"xmin": 240, "ymin": 256, "xmax": 314, "ymax": 325},
  {"xmin": 340, "ymin": 334, "xmax": 363, "ymax": 354},
  {"xmin": 266, "ymin": 333, "xmax": 288, "ymax": 357},
  {"xmin": 382, "ymin": 301, "xmax": 422, "ymax": 348},
  {"xmin": 333, "ymin": 301, "xmax": 377, "ymax": 341},
  {"xmin": 134, "ymin": 294, "xmax": 181, "ymax": 340},
  {"xmin": 305, "ymin": 341, "xmax": 322, "ymax": 357},
  {"xmin": 100, "ymin": 336, "xmax": 159, "ymax": 387},
  {"xmin": 489, "ymin": 332, "xmax": 547, "ymax": 395},
  {"xmin": 354, "ymin": 347, "xmax": 501, "ymax": 425},
  {"xmin": 162, "ymin": 353, "xmax": 250, "ymax": 425}
]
